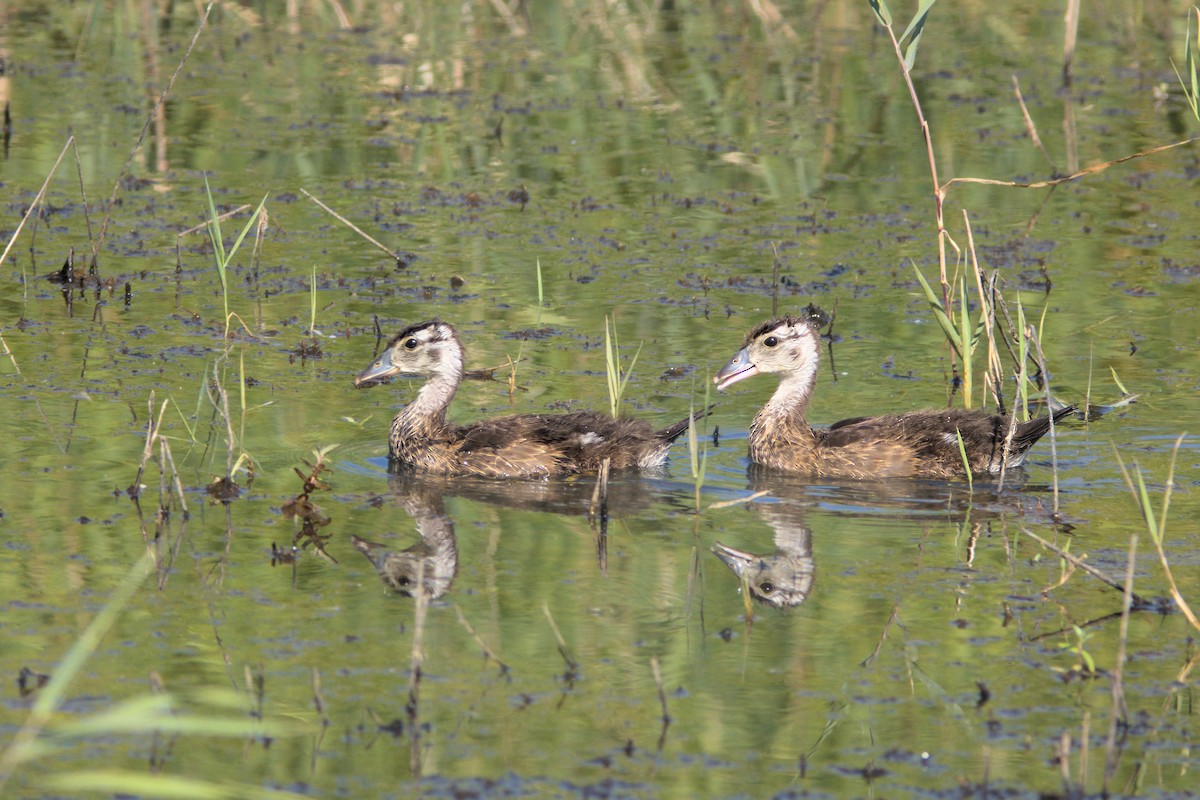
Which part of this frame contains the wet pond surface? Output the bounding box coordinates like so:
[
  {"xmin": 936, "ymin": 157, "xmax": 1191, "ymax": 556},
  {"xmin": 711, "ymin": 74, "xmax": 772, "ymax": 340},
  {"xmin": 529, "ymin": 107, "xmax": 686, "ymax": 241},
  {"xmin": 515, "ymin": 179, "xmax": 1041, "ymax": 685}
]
[{"xmin": 2, "ymin": 2, "xmax": 1199, "ymax": 797}]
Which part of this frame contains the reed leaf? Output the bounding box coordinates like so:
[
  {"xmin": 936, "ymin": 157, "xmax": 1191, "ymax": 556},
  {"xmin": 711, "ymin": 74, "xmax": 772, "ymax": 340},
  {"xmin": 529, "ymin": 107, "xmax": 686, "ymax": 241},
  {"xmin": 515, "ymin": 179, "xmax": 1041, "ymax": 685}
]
[
  {"xmin": 603, "ymin": 316, "xmax": 642, "ymax": 419},
  {"xmin": 899, "ymin": 0, "xmax": 938, "ymax": 70},
  {"xmin": 913, "ymin": 263, "xmax": 963, "ymax": 355}
]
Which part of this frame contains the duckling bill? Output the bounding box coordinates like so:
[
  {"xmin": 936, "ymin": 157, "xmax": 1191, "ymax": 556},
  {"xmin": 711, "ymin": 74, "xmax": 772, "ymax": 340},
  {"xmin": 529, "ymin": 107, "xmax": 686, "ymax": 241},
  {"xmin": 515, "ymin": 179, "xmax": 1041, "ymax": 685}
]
[
  {"xmin": 355, "ymin": 319, "xmax": 700, "ymax": 478},
  {"xmin": 715, "ymin": 315, "xmax": 1073, "ymax": 479}
]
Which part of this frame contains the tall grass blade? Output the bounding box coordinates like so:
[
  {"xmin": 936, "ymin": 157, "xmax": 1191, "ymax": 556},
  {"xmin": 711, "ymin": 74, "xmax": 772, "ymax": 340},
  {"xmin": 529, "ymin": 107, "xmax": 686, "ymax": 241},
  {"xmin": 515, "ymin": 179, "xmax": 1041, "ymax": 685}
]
[
  {"xmin": 536, "ymin": 257, "xmax": 544, "ymax": 312},
  {"xmin": 1171, "ymin": 7, "xmax": 1200, "ymax": 121},
  {"xmin": 0, "ymin": 554, "xmax": 153, "ymax": 788},
  {"xmin": 309, "ymin": 264, "xmax": 318, "ymax": 334},
  {"xmin": 1016, "ymin": 298, "xmax": 1030, "ymax": 421},
  {"xmin": 955, "ymin": 428, "xmax": 973, "ymax": 490},
  {"xmin": 913, "ymin": 263, "xmax": 963, "ymax": 354},
  {"xmin": 603, "ymin": 316, "xmax": 642, "ymax": 419},
  {"xmin": 957, "ymin": 274, "xmax": 973, "ymax": 406}
]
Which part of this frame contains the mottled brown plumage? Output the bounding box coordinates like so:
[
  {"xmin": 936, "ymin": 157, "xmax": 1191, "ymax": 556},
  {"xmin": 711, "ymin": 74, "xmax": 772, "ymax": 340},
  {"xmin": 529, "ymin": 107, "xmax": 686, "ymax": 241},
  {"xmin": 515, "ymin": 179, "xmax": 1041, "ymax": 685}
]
[
  {"xmin": 714, "ymin": 315, "xmax": 1073, "ymax": 479},
  {"xmin": 355, "ymin": 320, "xmax": 698, "ymax": 478}
]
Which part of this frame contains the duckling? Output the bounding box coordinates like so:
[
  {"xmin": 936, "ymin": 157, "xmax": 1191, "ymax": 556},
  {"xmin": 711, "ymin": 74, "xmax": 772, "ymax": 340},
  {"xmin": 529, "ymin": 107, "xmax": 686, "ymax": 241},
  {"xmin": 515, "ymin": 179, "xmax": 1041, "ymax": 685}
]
[
  {"xmin": 355, "ymin": 319, "xmax": 698, "ymax": 478},
  {"xmin": 714, "ymin": 315, "xmax": 1073, "ymax": 478}
]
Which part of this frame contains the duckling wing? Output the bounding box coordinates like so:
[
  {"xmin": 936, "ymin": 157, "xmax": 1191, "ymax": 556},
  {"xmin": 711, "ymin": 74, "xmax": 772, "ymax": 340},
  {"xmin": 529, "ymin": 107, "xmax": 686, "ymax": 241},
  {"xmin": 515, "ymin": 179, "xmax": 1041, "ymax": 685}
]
[{"xmin": 456, "ymin": 412, "xmax": 662, "ymax": 473}]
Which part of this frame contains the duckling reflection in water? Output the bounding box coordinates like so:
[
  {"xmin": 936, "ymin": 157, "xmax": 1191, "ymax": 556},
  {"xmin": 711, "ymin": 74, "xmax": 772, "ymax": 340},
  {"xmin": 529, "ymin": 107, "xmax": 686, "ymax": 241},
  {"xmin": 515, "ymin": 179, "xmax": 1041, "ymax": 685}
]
[
  {"xmin": 355, "ymin": 320, "xmax": 701, "ymax": 478},
  {"xmin": 351, "ymin": 486, "xmax": 458, "ymax": 599},
  {"xmin": 712, "ymin": 501, "xmax": 814, "ymax": 609},
  {"xmin": 715, "ymin": 315, "xmax": 1074, "ymax": 479}
]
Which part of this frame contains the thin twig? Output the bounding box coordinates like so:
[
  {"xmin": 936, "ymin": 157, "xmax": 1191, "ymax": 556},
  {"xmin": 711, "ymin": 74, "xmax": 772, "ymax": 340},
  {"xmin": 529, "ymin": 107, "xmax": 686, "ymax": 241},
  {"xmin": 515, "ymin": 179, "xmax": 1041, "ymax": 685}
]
[
  {"xmin": 301, "ymin": 188, "xmax": 399, "ymax": 260},
  {"xmin": 1018, "ymin": 528, "xmax": 1144, "ymax": 607},
  {"xmin": 942, "ymin": 137, "xmax": 1200, "ymax": 193},
  {"xmin": 0, "ymin": 137, "xmax": 73, "ymax": 268}
]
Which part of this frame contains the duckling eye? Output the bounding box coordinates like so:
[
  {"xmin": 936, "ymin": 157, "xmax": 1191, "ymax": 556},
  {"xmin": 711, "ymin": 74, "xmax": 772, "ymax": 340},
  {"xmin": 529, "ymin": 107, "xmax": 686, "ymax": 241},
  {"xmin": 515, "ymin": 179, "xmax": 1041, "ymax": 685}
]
[
  {"xmin": 403, "ymin": 338, "xmax": 419, "ymax": 350},
  {"xmin": 763, "ymin": 336, "xmax": 779, "ymax": 348},
  {"xmin": 759, "ymin": 581, "xmax": 775, "ymax": 594}
]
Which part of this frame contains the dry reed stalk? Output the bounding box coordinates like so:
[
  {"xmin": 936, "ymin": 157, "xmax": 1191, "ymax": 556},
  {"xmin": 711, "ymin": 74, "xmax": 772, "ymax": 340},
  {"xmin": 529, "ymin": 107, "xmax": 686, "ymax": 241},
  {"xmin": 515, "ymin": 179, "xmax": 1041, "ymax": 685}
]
[
  {"xmin": 1018, "ymin": 528, "xmax": 1143, "ymax": 606},
  {"xmin": 1063, "ymin": 0, "xmax": 1081, "ymax": 86},
  {"xmin": 941, "ymin": 137, "xmax": 1200, "ymax": 194},
  {"xmin": 300, "ymin": 189, "xmax": 399, "ymax": 261},
  {"xmin": 963, "ymin": 214, "xmax": 1003, "ymax": 412},
  {"xmin": 0, "ymin": 138, "xmax": 74, "ymax": 269},
  {"xmin": 707, "ymin": 490, "xmax": 771, "ymax": 510}
]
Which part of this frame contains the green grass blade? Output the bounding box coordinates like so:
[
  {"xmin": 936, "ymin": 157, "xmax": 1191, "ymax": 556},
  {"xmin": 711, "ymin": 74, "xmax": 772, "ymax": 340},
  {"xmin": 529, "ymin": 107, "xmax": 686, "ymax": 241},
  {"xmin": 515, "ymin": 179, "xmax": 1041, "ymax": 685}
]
[
  {"xmin": 0, "ymin": 554, "xmax": 153, "ymax": 783},
  {"xmin": 869, "ymin": 0, "xmax": 892, "ymax": 27},
  {"xmin": 958, "ymin": 274, "xmax": 972, "ymax": 406},
  {"xmin": 309, "ymin": 264, "xmax": 318, "ymax": 333},
  {"xmin": 912, "ymin": 263, "xmax": 963, "ymax": 354},
  {"xmin": 225, "ymin": 193, "xmax": 269, "ymax": 264},
  {"xmin": 1157, "ymin": 432, "xmax": 1186, "ymax": 541},
  {"xmin": 1132, "ymin": 465, "xmax": 1159, "ymax": 544},
  {"xmin": 604, "ymin": 317, "xmax": 618, "ymax": 417},
  {"xmin": 955, "ymin": 428, "xmax": 973, "ymax": 490},
  {"xmin": 1016, "ymin": 298, "xmax": 1029, "ymax": 421},
  {"xmin": 203, "ymin": 176, "xmax": 226, "ymax": 266},
  {"xmin": 1109, "ymin": 366, "xmax": 1130, "ymax": 396},
  {"xmin": 900, "ymin": 0, "xmax": 937, "ymax": 70}
]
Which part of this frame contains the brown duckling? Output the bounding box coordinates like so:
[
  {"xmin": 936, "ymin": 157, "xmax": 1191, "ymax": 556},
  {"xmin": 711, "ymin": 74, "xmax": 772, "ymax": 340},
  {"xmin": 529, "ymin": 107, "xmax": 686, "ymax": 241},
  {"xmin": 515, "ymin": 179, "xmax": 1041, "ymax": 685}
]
[
  {"xmin": 355, "ymin": 319, "xmax": 698, "ymax": 478},
  {"xmin": 714, "ymin": 315, "xmax": 1073, "ymax": 478}
]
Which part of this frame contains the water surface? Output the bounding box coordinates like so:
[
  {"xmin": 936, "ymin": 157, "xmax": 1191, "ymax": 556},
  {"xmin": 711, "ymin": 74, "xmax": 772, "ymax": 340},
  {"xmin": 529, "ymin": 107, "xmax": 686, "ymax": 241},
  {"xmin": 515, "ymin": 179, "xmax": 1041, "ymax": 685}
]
[{"xmin": 1, "ymin": 2, "xmax": 1197, "ymax": 797}]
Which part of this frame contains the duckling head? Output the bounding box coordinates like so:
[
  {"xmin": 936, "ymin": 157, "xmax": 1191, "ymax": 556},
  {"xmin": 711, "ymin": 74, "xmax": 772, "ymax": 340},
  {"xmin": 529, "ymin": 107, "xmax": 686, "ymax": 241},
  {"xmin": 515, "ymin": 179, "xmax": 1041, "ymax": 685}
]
[
  {"xmin": 711, "ymin": 540, "xmax": 815, "ymax": 609},
  {"xmin": 714, "ymin": 315, "xmax": 820, "ymax": 391},
  {"xmin": 355, "ymin": 319, "xmax": 464, "ymax": 387}
]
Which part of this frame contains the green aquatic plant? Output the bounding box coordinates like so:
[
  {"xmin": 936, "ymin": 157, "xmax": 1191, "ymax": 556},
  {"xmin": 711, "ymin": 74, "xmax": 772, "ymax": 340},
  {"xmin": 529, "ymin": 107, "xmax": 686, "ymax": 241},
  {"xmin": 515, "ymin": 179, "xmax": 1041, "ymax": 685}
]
[
  {"xmin": 1055, "ymin": 624, "xmax": 1098, "ymax": 677},
  {"xmin": 687, "ymin": 378, "xmax": 712, "ymax": 513},
  {"xmin": 1114, "ymin": 434, "xmax": 1200, "ymax": 632},
  {"xmin": 1171, "ymin": 6, "xmax": 1200, "ymax": 122},
  {"xmin": 203, "ymin": 177, "xmax": 268, "ymax": 338},
  {"xmin": 603, "ymin": 315, "xmax": 642, "ymax": 419}
]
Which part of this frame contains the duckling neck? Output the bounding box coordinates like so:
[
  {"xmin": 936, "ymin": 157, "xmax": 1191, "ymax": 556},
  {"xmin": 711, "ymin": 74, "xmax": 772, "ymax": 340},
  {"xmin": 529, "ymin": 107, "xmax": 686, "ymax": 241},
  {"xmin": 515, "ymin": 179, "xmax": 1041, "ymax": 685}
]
[
  {"xmin": 394, "ymin": 373, "xmax": 458, "ymax": 441},
  {"xmin": 750, "ymin": 373, "xmax": 819, "ymax": 461},
  {"xmin": 760, "ymin": 373, "xmax": 815, "ymax": 430}
]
